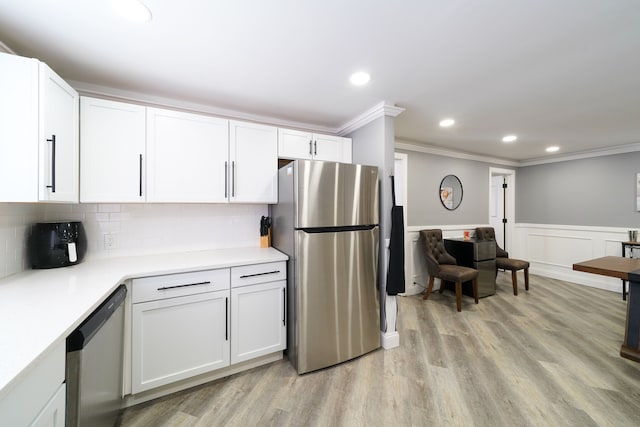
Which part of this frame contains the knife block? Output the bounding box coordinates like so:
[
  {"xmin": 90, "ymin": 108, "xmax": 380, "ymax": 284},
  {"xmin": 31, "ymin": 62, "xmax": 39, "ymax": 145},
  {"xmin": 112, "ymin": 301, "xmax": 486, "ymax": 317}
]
[{"xmin": 260, "ymin": 229, "xmax": 271, "ymax": 248}]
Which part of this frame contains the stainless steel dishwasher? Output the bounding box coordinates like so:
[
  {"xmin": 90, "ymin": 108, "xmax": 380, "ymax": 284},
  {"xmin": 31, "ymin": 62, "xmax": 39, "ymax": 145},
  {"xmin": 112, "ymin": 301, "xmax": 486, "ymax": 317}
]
[{"xmin": 66, "ymin": 285, "xmax": 127, "ymax": 427}]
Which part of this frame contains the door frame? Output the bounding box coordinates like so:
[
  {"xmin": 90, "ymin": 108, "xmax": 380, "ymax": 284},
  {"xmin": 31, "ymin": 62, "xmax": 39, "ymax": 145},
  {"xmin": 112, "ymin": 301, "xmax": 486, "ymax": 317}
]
[{"xmin": 489, "ymin": 167, "xmax": 516, "ymax": 252}]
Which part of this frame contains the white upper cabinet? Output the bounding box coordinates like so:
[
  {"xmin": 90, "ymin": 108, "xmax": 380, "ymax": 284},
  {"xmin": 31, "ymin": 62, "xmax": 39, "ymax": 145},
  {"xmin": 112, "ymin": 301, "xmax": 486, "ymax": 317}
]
[
  {"xmin": 79, "ymin": 99, "xmax": 278, "ymax": 204},
  {"xmin": 0, "ymin": 52, "xmax": 79, "ymax": 202},
  {"xmin": 80, "ymin": 97, "xmax": 146, "ymax": 202},
  {"xmin": 229, "ymin": 120, "xmax": 278, "ymax": 203},
  {"xmin": 146, "ymin": 107, "xmax": 229, "ymax": 203},
  {"xmin": 277, "ymin": 128, "xmax": 352, "ymax": 163}
]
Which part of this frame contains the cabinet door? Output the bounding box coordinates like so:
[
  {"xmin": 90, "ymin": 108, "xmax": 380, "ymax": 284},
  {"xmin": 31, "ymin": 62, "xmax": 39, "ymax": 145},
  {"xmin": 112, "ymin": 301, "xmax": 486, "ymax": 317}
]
[
  {"xmin": 313, "ymin": 134, "xmax": 352, "ymax": 163},
  {"xmin": 231, "ymin": 281, "xmax": 286, "ymax": 364},
  {"xmin": 229, "ymin": 120, "xmax": 278, "ymax": 203},
  {"xmin": 80, "ymin": 97, "xmax": 146, "ymax": 202},
  {"xmin": 277, "ymin": 128, "xmax": 312, "ymax": 160},
  {"xmin": 147, "ymin": 108, "xmax": 228, "ymax": 202},
  {"xmin": 0, "ymin": 52, "xmax": 39, "ymax": 202},
  {"xmin": 39, "ymin": 62, "xmax": 79, "ymax": 202},
  {"xmin": 29, "ymin": 383, "xmax": 65, "ymax": 427},
  {"xmin": 131, "ymin": 290, "xmax": 230, "ymax": 393}
]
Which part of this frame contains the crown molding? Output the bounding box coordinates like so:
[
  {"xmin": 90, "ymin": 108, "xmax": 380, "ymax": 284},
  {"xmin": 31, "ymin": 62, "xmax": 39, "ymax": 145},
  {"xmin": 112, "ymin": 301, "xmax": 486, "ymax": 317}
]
[
  {"xmin": 68, "ymin": 80, "xmax": 336, "ymax": 134},
  {"xmin": 337, "ymin": 101, "xmax": 405, "ymax": 136},
  {"xmin": 0, "ymin": 40, "xmax": 16, "ymax": 54},
  {"xmin": 518, "ymin": 142, "xmax": 640, "ymax": 166},
  {"xmin": 395, "ymin": 139, "xmax": 520, "ymax": 167}
]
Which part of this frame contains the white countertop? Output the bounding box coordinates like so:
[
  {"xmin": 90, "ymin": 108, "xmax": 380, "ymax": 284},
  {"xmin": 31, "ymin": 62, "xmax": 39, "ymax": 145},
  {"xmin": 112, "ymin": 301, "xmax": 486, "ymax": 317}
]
[{"xmin": 0, "ymin": 247, "xmax": 287, "ymax": 400}]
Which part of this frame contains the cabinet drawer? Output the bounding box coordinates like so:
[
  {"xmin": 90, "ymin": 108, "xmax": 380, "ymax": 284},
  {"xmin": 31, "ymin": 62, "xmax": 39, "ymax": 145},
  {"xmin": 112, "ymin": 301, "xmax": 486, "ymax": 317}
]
[
  {"xmin": 132, "ymin": 269, "xmax": 230, "ymax": 303},
  {"xmin": 231, "ymin": 261, "xmax": 286, "ymax": 288}
]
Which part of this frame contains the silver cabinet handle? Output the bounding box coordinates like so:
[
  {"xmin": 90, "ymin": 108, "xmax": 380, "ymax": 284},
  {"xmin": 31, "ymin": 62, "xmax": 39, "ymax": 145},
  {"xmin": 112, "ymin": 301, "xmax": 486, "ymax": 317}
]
[
  {"xmin": 309, "ymin": 140, "xmax": 313, "ymax": 156},
  {"xmin": 46, "ymin": 135, "xmax": 56, "ymax": 193},
  {"xmin": 314, "ymin": 140, "xmax": 317, "ymax": 156},
  {"xmin": 282, "ymin": 287, "xmax": 286, "ymax": 326},
  {"xmin": 156, "ymin": 281, "xmax": 210, "ymax": 291}
]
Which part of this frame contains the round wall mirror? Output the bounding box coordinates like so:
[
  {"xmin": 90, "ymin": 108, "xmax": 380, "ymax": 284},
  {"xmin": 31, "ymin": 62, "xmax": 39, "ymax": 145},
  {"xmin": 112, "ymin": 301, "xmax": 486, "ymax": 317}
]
[{"xmin": 440, "ymin": 175, "xmax": 463, "ymax": 210}]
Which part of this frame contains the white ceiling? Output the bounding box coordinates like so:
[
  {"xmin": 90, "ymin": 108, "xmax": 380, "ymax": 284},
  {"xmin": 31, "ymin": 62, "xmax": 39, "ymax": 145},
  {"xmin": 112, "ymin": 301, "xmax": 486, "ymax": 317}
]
[{"xmin": 1, "ymin": 1, "xmax": 639, "ymax": 162}]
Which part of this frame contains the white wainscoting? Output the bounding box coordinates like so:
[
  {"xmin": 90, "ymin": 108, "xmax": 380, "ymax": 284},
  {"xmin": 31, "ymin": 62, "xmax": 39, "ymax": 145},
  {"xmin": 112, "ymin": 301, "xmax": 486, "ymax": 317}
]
[
  {"xmin": 406, "ymin": 223, "xmax": 633, "ymax": 297},
  {"xmin": 512, "ymin": 223, "xmax": 630, "ymax": 294}
]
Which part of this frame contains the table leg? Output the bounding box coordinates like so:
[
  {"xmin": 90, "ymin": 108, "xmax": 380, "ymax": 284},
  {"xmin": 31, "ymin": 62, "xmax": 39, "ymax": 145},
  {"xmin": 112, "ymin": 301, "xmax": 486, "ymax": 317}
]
[{"xmin": 621, "ymin": 276, "xmax": 640, "ymax": 363}]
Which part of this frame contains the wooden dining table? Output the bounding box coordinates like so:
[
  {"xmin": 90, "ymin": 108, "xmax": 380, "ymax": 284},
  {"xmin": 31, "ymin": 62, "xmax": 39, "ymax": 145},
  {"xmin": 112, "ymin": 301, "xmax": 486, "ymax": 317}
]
[{"xmin": 573, "ymin": 256, "xmax": 640, "ymax": 363}]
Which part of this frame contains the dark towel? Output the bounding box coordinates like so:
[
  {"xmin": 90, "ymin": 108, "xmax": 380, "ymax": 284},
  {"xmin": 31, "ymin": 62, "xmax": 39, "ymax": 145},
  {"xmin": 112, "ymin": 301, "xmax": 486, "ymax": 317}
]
[{"xmin": 386, "ymin": 204, "xmax": 405, "ymax": 295}]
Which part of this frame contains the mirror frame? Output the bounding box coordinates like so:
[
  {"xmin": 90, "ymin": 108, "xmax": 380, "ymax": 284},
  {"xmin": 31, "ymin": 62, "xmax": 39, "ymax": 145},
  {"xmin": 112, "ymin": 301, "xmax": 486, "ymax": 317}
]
[{"xmin": 439, "ymin": 174, "xmax": 463, "ymax": 210}]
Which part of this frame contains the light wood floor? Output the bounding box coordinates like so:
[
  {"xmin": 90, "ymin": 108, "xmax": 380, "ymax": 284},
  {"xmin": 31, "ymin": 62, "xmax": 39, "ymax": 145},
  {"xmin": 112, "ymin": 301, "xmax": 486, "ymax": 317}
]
[{"xmin": 118, "ymin": 272, "xmax": 640, "ymax": 427}]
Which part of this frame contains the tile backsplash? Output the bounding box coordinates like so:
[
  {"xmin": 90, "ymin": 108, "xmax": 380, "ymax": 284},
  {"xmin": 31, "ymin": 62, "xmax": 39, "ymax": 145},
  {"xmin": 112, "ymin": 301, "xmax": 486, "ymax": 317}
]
[
  {"xmin": 0, "ymin": 203, "xmax": 44, "ymax": 278},
  {"xmin": 0, "ymin": 203, "xmax": 268, "ymax": 280}
]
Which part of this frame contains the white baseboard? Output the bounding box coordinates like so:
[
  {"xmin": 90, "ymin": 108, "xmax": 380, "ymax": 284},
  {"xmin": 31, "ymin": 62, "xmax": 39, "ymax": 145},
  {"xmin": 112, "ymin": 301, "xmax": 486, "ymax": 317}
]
[{"xmin": 381, "ymin": 331, "xmax": 400, "ymax": 349}]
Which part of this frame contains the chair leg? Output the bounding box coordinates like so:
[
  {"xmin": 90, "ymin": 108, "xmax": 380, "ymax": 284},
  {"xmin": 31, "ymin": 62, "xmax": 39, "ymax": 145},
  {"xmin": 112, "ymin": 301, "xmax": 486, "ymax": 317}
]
[
  {"xmin": 472, "ymin": 278, "xmax": 479, "ymax": 304},
  {"xmin": 438, "ymin": 279, "xmax": 445, "ymax": 293},
  {"xmin": 512, "ymin": 270, "xmax": 518, "ymax": 296},
  {"xmin": 524, "ymin": 268, "xmax": 529, "ymax": 291},
  {"xmin": 455, "ymin": 282, "xmax": 462, "ymax": 312},
  {"xmin": 424, "ymin": 276, "xmax": 435, "ymax": 300}
]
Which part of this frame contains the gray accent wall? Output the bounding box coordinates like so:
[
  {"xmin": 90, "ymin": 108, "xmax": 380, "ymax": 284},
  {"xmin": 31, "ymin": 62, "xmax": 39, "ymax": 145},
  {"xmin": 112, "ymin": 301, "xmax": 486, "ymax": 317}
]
[
  {"xmin": 398, "ymin": 149, "xmax": 496, "ymax": 226},
  {"xmin": 348, "ymin": 116, "xmax": 395, "ymax": 328},
  {"xmin": 517, "ymin": 151, "xmax": 640, "ymax": 227}
]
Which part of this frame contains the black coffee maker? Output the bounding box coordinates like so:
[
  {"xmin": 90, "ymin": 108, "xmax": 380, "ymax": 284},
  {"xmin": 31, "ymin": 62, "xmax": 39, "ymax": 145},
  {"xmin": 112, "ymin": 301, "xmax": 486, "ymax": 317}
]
[{"xmin": 28, "ymin": 222, "xmax": 88, "ymax": 269}]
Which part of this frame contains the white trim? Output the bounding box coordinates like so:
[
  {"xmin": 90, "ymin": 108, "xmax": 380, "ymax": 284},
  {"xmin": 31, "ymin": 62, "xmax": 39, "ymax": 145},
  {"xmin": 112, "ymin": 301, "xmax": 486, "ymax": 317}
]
[
  {"xmin": 68, "ymin": 80, "xmax": 337, "ymax": 134},
  {"xmin": 519, "ymin": 142, "xmax": 640, "ymax": 166},
  {"xmin": 397, "ymin": 138, "xmax": 640, "ymax": 167},
  {"xmin": 0, "ymin": 40, "xmax": 16, "ymax": 54},
  {"xmin": 396, "ymin": 140, "xmax": 520, "ymax": 167},
  {"xmin": 338, "ymin": 101, "xmax": 405, "ymax": 136},
  {"xmin": 381, "ymin": 331, "xmax": 400, "ymax": 349}
]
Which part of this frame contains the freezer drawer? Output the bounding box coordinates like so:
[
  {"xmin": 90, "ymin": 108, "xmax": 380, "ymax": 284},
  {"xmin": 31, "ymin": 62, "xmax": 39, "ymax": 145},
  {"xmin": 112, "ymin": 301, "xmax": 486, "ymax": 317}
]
[{"xmin": 291, "ymin": 227, "xmax": 380, "ymax": 374}]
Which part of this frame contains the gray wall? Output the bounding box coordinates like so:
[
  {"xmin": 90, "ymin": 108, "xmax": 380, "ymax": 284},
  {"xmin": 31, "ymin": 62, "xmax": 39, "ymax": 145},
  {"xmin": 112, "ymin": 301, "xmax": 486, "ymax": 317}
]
[
  {"xmin": 517, "ymin": 151, "xmax": 640, "ymax": 227},
  {"xmin": 398, "ymin": 149, "xmax": 496, "ymax": 226},
  {"xmin": 349, "ymin": 116, "xmax": 395, "ymax": 328}
]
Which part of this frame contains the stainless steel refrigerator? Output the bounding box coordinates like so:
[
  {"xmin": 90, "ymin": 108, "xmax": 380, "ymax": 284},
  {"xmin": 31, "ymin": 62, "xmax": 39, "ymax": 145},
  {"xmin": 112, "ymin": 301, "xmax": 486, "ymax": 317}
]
[{"xmin": 272, "ymin": 160, "xmax": 380, "ymax": 374}]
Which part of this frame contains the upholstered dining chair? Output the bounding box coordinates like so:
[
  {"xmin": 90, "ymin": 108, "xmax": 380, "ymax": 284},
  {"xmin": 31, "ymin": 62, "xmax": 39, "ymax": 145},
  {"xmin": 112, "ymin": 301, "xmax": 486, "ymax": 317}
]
[
  {"xmin": 418, "ymin": 229, "xmax": 479, "ymax": 312},
  {"xmin": 475, "ymin": 227, "xmax": 530, "ymax": 295}
]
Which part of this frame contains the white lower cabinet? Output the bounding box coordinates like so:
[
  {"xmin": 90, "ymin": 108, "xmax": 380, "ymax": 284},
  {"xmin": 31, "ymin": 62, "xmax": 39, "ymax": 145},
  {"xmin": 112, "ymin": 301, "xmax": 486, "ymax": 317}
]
[
  {"xmin": 231, "ymin": 280, "xmax": 286, "ymax": 364},
  {"xmin": 132, "ymin": 290, "xmax": 230, "ymax": 393},
  {"xmin": 0, "ymin": 341, "xmax": 65, "ymax": 426},
  {"xmin": 131, "ymin": 269, "xmax": 231, "ymax": 394},
  {"xmin": 129, "ymin": 261, "xmax": 287, "ymax": 395},
  {"xmin": 30, "ymin": 383, "xmax": 65, "ymax": 427}
]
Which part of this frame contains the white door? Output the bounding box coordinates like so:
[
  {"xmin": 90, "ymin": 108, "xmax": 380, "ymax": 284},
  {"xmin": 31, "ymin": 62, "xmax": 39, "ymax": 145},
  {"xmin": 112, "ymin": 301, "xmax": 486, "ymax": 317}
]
[
  {"xmin": 313, "ymin": 134, "xmax": 352, "ymax": 163},
  {"xmin": 277, "ymin": 128, "xmax": 313, "ymax": 160},
  {"xmin": 231, "ymin": 281, "xmax": 286, "ymax": 364},
  {"xmin": 39, "ymin": 62, "xmax": 79, "ymax": 202},
  {"xmin": 229, "ymin": 120, "xmax": 278, "ymax": 203},
  {"xmin": 490, "ymin": 175, "xmax": 505, "ymax": 247},
  {"xmin": 131, "ymin": 290, "xmax": 230, "ymax": 393},
  {"xmin": 146, "ymin": 108, "xmax": 228, "ymax": 202},
  {"xmin": 80, "ymin": 97, "xmax": 146, "ymax": 202},
  {"xmin": 489, "ymin": 168, "xmax": 516, "ymax": 252}
]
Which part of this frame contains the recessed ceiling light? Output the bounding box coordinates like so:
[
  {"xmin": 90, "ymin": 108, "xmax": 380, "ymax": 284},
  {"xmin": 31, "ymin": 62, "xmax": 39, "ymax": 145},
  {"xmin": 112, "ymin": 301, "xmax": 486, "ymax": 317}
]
[
  {"xmin": 439, "ymin": 119, "xmax": 455, "ymax": 127},
  {"xmin": 349, "ymin": 71, "xmax": 371, "ymax": 86},
  {"xmin": 546, "ymin": 146, "xmax": 560, "ymax": 153},
  {"xmin": 111, "ymin": 0, "xmax": 152, "ymax": 23},
  {"xmin": 502, "ymin": 135, "xmax": 518, "ymax": 143}
]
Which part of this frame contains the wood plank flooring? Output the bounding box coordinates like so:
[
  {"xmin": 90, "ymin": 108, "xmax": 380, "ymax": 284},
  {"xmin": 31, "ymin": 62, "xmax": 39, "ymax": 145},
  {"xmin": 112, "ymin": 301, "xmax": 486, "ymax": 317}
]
[{"xmin": 118, "ymin": 272, "xmax": 640, "ymax": 427}]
